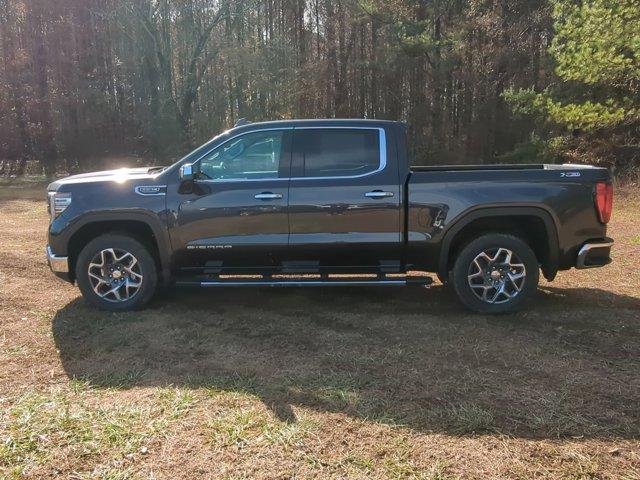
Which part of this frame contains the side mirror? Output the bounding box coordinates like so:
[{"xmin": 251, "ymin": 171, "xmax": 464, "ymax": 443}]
[{"xmin": 179, "ymin": 163, "xmax": 194, "ymax": 181}]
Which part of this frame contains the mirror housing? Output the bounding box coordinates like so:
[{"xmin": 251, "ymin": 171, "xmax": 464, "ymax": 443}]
[{"xmin": 179, "ymin": 163, "xmax": 194, "ymax": 181}]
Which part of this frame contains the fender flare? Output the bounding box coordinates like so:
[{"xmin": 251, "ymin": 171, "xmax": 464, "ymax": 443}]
[
  {"xmin": 437, "ymin": 206, "xmax": 560, "ymax": 282},
  {"xmin": 60, "ymin": 210, "xmax": 172, "ymax": 285}
]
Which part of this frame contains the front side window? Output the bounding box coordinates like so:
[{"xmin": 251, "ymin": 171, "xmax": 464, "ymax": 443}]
[
  {"xmin": 197, "ymin": 130, "xmax": 284, "ymax": 180},
  {"xmin": 295, "ymin": 129, "xmax": 380, "ymax": 178}
]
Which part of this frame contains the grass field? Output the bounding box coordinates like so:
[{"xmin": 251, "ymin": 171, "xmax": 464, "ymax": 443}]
[{"xmin": 0, "ymin": 183, "xmax": 638, "ymax": 479}]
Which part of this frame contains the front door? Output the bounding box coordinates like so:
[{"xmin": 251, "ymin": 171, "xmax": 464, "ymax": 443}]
[
  {"xmin": 287, "ymin": 127, "xmax": 401, "ymax": 272},
  {"xmin": 171, "ymin": 129, "xmax": 291, "ymax": 274}
]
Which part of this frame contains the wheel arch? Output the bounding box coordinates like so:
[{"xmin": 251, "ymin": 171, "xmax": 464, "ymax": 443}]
[
  {"xmin": 438, "ymin": 206, "xmax": 559, "ymax": 283},
  {"xmin": 64, "ymin": 212, "xmax": 171, "ymax": 285}
]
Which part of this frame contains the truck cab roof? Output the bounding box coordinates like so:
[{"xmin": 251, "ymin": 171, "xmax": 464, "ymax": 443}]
[{"xmin": 227, "ymin": 118, "xmax": 405, "ymax": 133}]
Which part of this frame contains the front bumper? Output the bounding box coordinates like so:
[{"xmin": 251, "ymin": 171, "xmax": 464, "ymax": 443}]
[
  {"xmin": 46, "ymin": 245, "xmax": 72, "ymax": 282},
  {"xmin": 576, "ymin": 238, "xmax": 613, "ymax": 269}
]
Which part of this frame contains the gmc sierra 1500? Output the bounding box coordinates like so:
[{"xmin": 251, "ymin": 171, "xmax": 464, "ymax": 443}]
[{"xmin": 46, "ymin": 119, "xmax": 614, "ymax": 313}]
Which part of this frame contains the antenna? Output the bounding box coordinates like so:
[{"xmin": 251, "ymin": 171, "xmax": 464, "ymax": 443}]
[{"xmin": 234, "ymin": 118, "xmax": 251, "ymax": 127}]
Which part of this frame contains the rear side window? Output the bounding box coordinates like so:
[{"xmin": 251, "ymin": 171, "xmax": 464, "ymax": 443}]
[{"xmin": 295, "ymin": 129, "xmax": 380, "ymax": 178}]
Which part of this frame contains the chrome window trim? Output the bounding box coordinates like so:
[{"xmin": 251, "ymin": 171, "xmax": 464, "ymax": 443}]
[{"xmin": 191, "ymin": 126, "xmax": 386, "ymax": 183}]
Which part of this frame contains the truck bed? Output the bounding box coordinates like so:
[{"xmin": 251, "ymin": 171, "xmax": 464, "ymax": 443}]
[{"xmin": 405, "ymin": 162, "xmax": 610, "ymax": 274}]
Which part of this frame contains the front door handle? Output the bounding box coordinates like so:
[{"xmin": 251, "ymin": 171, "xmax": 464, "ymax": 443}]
[
  {"xmin": 254, "ymin": 192, "xmax": 283, "ymax": 200},
  {"xmin": 365, "ymin": 190, "xmax": 394, "ymax": 199}
]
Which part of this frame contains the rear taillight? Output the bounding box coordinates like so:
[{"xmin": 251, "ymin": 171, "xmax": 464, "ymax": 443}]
[{"xmin": 595, "ymin": 182, "xmax": 613, "ymax": 224}]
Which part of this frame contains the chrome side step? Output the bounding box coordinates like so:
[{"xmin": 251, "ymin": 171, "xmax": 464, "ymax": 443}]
[{"xmin": 175, "ymin": 275, "xmax": 432, "ymax": 288}]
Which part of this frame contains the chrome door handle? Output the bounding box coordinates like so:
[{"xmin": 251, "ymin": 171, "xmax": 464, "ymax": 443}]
[
  {"xmin": 365, "ymin": 190, "xmax": 394, "ymax": 199},
  {"xmin": 254, "ymin": 192, "xmax": 283, "ymax": 200}
]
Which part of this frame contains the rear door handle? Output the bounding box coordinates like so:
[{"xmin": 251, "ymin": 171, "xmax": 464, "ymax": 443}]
[
  {"xmin": 254, "ymin": 192, "xmax": 283, "ymax": 200},
  {"xmin": 365, "ymin": 190, "xmax": 394, "ymax": 199}
]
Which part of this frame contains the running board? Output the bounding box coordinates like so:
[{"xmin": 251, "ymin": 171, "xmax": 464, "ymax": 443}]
[{"xmin": 175, "ymin": 275, "xmax": 432, "ymax": 288}]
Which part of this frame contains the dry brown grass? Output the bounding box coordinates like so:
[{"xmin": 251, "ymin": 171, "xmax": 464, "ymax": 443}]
[{"xmin": 0, "ymin": 184, "xmax": 638, "ymax": 479}]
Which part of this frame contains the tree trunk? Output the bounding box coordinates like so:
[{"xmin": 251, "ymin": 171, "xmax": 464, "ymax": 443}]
[{"xmin": 28, "ymin": 0, "xmax": 57, "ymax": 176}]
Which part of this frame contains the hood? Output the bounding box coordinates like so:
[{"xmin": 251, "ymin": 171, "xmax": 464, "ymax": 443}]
[{"xmin": 47, "ymin": 167, "xmax": 160, "ymax": 191}]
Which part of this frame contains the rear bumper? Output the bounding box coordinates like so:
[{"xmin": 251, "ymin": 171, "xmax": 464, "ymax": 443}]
[
  {"xmin": 575, "ymin": 238, "xmax": 613, "ymax": 269},
  {"xmin": 46, "ymin": 245, "xmax": 72, "ymax": 282}
]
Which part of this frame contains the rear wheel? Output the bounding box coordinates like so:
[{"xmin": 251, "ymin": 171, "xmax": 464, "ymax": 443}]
[
  {"xmin": 75, "ymin": 234, "xmax": 157, "ymax": 311},
  {"xmin": 451, "ymin": 233, "xmax": 539, "ymax": 314}
]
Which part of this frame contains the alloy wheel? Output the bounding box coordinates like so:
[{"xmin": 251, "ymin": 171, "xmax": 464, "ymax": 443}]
[
  {"xmin": 467, "ymin": 247, "xmax": 526, "ymax": 304},
  {"xmin": 87, "ymin": 248, "xmax": 143, "ymax": 302}
]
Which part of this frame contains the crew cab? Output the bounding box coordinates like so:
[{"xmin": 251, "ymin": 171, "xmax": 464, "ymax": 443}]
[{"xmin": 46, "ymin": 119, "xmax": 614, "ymax": 313}]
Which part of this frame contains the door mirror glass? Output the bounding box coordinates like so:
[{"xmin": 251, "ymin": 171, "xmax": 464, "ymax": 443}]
[{"xmin": 179, "ymin": 163, "xmax": 194, "ymax": 181}]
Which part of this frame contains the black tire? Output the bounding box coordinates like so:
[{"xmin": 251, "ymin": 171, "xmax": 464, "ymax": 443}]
[
  {"xmin": 451, "ymin": 233, "xmax": 539, "ymax": 314},
  {"xmin": 75, "ymin": 234, "xmax": 157, "ymax": 311}
]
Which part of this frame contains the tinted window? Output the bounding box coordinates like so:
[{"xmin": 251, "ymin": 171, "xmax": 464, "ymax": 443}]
[
  {"xmin": 197, "ymin": 130, "xmax": 284, "ymax": 180},
  {"xmin": 297, "ymin": 129, "xmax": 380, "ymax": 177}
]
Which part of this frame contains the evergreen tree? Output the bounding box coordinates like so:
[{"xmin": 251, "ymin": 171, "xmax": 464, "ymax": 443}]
[{"xmin": 504, "ymin": 0, "xmax": 640, "ymax": 169}]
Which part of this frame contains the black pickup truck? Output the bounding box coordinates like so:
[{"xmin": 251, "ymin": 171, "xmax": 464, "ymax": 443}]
[{"xmin": 46, "ymin": 119, "xmax": 614, "ymax": 313}]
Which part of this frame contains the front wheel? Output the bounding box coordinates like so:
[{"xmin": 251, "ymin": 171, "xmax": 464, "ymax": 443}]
[
  {"xmin": 75, "ymin": 234, "xmax": 157, "ymax": 311},
  {"xmin": 451, "ymin": 233, "xmax": 539, "ymax": 314}
]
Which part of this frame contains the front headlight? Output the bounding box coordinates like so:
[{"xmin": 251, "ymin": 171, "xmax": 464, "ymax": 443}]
[{"xmin": 48, "ymin": 192, "xmax": 72, "ymax": 219}]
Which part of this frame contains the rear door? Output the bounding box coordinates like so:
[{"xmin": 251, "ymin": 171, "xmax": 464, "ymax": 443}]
[{"xmin": 287, "ymin": 127, "xmax": 402, "ymax": 272}]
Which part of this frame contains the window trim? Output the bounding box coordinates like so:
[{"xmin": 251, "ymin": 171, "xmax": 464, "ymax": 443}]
[{"xmin": 190, "ymin": 126, "xmax": 386, "ymax": 183}]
